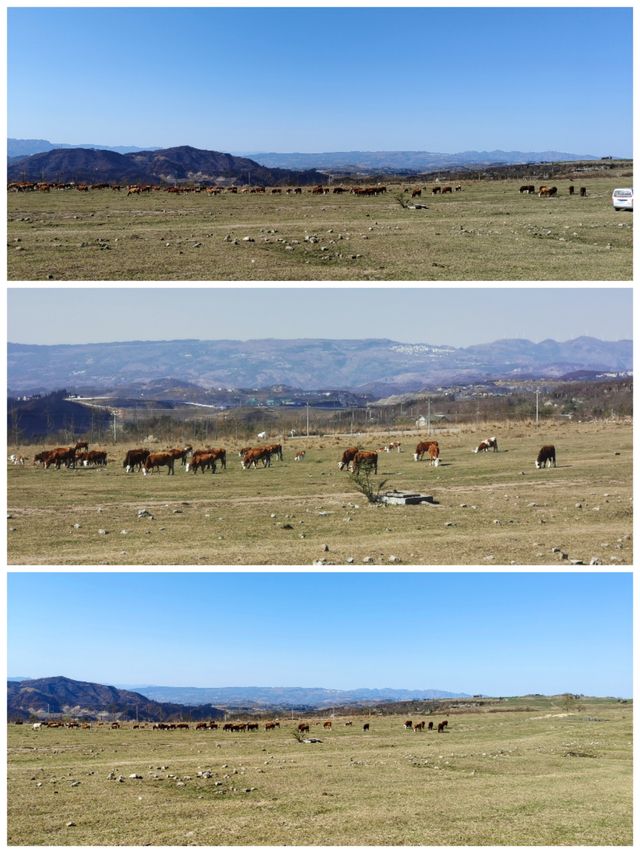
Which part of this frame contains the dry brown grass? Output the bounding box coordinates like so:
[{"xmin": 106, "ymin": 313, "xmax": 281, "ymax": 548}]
[
  {"xmin": 7, "ymin": 419, "xmax": 632, "ymax": 565},
  {"xmin": 7, "ymin": 697, "xmax": 632, "ymax": 845},
  {"xmin": 7, "ymin": 176, "xmax": 632, "ymax": 280}
]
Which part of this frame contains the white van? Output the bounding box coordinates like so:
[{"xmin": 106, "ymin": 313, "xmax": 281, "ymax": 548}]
[{"xmin": 612, "ymin": 188, "xmax": 633, "ymax": 211}]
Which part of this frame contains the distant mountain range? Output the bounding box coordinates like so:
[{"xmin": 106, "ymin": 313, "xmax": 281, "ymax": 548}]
[
  {"xmin": 7, "ymin": 676, "xmax": 225, "ymax": 722},
  {"xmin": 7, "ymin": 144, "xmax": 328, "ymax": 186},
  {"xmin": 7, "ymin": 337, "xmax": 632, "ymax": 396},
  {"xmin": 8, "ymin": 138, "xmax": 160, "ymax": 159},
  {"xmin": 9, "ymin": 139, "xmax": 605, "ymax": 174},
  {"xmin": 122, "ymin": 685, "xmax": 468, "ymax": 709},
  {"xmin": 241, "ymin": 149, "xmax": 603, "ymax": 172},
  {"xmin": 7, "ymin": 676, "xmax": 467, "ymax": 718}
]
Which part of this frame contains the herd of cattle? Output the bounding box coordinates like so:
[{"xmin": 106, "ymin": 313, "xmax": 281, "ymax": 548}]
[
  {"xmin": 519, "ymin": 184, "xmax": 587, "ymax": 197},
  {"xmin": 14, "ymin": 437, "xmax": 558, "ymax": 473},
  {"xmin": 9, "ymin": 180, "xmax": 587, "ymax": 200},
  {"xmin": 25, "ymin": 717, "xmax": 450, "ymax": 734}
]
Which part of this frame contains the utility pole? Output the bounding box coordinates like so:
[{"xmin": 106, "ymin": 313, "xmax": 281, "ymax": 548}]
[
  {"xmin": 427, "ymin": 397, "xmax": 431, "ymax": 434},
  {"xmin": 535, "ymin": 389, "xmax": 540, "ymax": 425},
  {"xmin": 306, "ymin": 402, "xmax": 310, "ymax": 437},
  {"xmin": 112, "ymin": 410, "xmax": 118, "ymax": 443}
]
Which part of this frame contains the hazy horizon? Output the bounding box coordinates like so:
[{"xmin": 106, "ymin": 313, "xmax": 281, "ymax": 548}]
[{"xmin": 8, "ymin": 288, "xmax": 632, "ymax": 348}]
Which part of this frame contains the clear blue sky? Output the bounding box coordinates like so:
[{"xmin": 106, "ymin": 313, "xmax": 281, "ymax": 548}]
[
  {"xmin": 7, "ymin": 572, "xmax": 632, "ymax": 697},
  {"xmin": 8, "ymin": 6, "xmax": 632, "ymax": 155},
  {"xmin": 7, "ymin": 287, "xmax": 632, "ymax": 347}
]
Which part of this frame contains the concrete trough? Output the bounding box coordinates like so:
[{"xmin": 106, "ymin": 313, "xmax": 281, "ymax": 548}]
[{"xmin": 380, "ymin": 490, "xmax": 437, "ymax": 505}]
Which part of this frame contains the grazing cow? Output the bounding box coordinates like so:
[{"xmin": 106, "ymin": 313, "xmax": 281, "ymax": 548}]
[
  {"xmin": 298, "ymin": 723, "xmax": 310, "ymax": 733},
  {"xmin": 74, "ymin": 441, "xmax": 89, "ymax": 451},
  {"xmin": 580, "ymin": 187, "xmax": 587, "ymax": 197},
  {"xmin": 188, "ymin": 447, "xmax": 226, "ymax": 472},
  {"xmin": 569, "ymin": 185, "xmax": 575, "ymax": 195},
  {"xmin": 363, "ymin": 723, "xmax": 370, "ymax": 731},
  {"xmin": 432, "ymin": 186, "xmax": 442, "ymax": 195},
  {"xmin": 294, "ymin": 450, "xmax": 306, "ymax": 461},
  {"xmin": 188, "ymin": 450, "xmax": 218, "ymax": 474},
  {"xmin": 32, "ymin": 722, "xmax": 42, "ymax": 730},
  {"xmin": 45, "ymin": 447, "xmax": 76, "ymax": 469},
  {"xmin": 519, "ymin": 185, "xmax": 535, "ymax": 194},
  {"xmin": 441, "ymin": 186, "xmax": 453, "ymax": 194},
  {"xmin": 474, "ymin": 436, "xmax": 498, "ymax": 453},
  {"xmin": 455, "ymin": 185, "xmax": 462, "ymax": 192},
  {"xmin": 241, "ymin": 447, "xmax": 271, "ymax": 469},
  {"xmin": 437, "ymin": 722, "xmax": 446, "ymax": 733},
  {"xmin": 8, "ymin": 453, "xmax": 25, "ymax": 465},
  {"xmin": 539, "ymin": 186, "xmax": 558, "ymax": 197},
  {"xmin": 257, "ymin": 431, "xmax": 267, "ymax": 440},
  {"xmin": 344, "ymin": 721, "xmax": 353, "ymax": 727},
  {"xmin": 428, "ymin": 721, "xmax": 434, "ymax": 731},
  {"xmin": 265, "ymin": 443, "xmax": 283, "ymax": 461},
  {"xmin": 404, "ymin": 720, "xmax": 413, "ymax": 729},
  {"xmin": 411, "ymin": 188, "xmax": 422, "ymax": 198},
  {"xmin": 415, "ymin": 441, "xmax": 440, "ymax": 466},
  {"xmin": 33, "ymin": 450, "xmax": 53, "ymax": 466},
  {"xmin": 535, "ymin": 445, "xmax": 556, "ymax": 468},
  {"xmin": 83, "ymin": 449, "xmax": 108, "ymax": 466},
  {"xmin": 384, "ymin": 441, "xmax": 402, "ymax": 453},
  {"xmin": 143, "ymin": 452, "xmax": 176, "ymax": 475},
  {"xmin": 339, "ymin": 447, "xmax": 359, "ymax": 471},
  {"xmin": 124, "ymin": 448, "xmax": 150, "ymax": 472},
  {"xmin": 414, "ymin": 440, "xmax": 439, "ymax": 462},
  {"xmin": 414, "ymin": 721, "xmax": 426, "ymax": 732},
  {"xmin": 323, "ymin": 721, "xmax": 332, "ymax": 729},
  {"xmin": 265, "ymin": 721, "xmax": 280, "ymax": 730},
  {"xmin": 351, "ymin": 450, "xmax": 378, "ymax": 474}
]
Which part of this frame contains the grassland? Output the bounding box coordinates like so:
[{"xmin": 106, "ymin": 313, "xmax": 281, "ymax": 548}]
[
  {"xmin": 7, "ymin": 419, "xmax": 632, "ymax": 565},
  {"xmin": 7, "ymin": 177, "xmax": 632, "ymax": 280},
  {"xmin": 7, "ymin": 696, "xmax": 632, "ymax": 845}
]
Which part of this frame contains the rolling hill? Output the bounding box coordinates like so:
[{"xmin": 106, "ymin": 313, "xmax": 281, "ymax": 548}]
[
  {"xmin": 7, "ymin": 145, "xmax": 328, "ymax": 186},
  {"xmin": 7, "ymin": 676, "xmax": 225, "ymax": 722},
  {"xmin": 7, "ymin": 337, "xmax": 632, "ymax": 396}
]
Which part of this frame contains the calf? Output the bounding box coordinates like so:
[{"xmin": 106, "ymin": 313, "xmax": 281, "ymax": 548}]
[{"xmin": 474, "ymin": 436, "xmax": 498, "ymax": 453}]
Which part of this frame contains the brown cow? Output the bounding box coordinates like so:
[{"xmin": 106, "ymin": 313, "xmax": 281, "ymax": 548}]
[
  {"xmin": 414, "ymin": 440, "xmax": 439, "ymax": 462},
  {"xmin": 351, "ymin": 450, "xmax": 378, "ymax": 474},
  {"xmin": 124, "ymin": 448, "xmax": 150, "ymax": 472},
  {"xmin": 44, "ymin": 447, "xmax": 76, "ymax": 469},
  {"xmin": 338, "ymin": 447, "xmax": 359, "ymax": 470},
  {"xmin": 143, "ymin": 452, "xmax": 175, "ymax": 475},
  {"xmin": 241, "ymin": 447, "xmax": 272, "ymax": 469}
]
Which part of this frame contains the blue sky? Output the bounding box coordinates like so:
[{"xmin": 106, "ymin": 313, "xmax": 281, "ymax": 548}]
[
  {"xmin": 7, "ymin": 572, "xmax": 632, "ymax": 697},
  {"xmin": 7, "ymin": 287, "xmax": 632, "ymax": 347},
  {"xmin": 8, "ymin": 6, "xmax": 632, "ymax": 155}
]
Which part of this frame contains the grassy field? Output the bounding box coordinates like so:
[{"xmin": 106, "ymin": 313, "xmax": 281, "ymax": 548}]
[
  {"xmin": 7, "ymin": 419, "xmax": 632, "ymax": 565},
  {"xmin": 7, "ymin": 696, "xmax": 632, "ymax": 845},
  {"xmin": 7, "ymin": 177, "xmax": 632, "ymax": 280}
]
